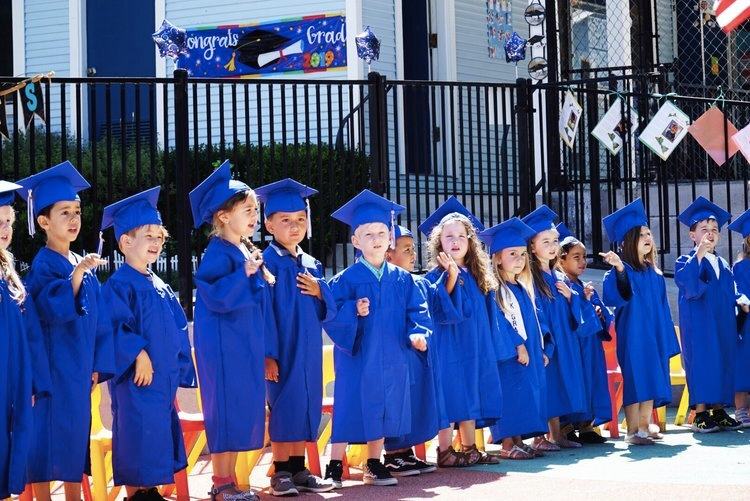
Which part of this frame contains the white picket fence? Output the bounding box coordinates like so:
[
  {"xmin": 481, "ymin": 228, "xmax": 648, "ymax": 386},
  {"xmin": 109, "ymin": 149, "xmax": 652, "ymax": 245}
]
[{"xmin": 18, "ymin": 251, "xmax": 200, "ymax": 276}]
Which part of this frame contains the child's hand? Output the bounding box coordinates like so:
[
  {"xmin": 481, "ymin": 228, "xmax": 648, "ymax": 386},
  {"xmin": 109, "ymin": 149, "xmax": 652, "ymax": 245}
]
[
  {"xmin": 742, "ymin": 304, "xmax": 750, "ymax": 314},
  {"xmin": 543, "ymin": 354, "xmax": 549, "ymax": 367},
  {"xmin": 265, "ymin": 357, "xmax": 279, "ymax": 382},
  {"xmin": 595, "ymin": 305, "xmax": 604, "ymax": 320},
  {"xmin": 556, "ymin": 281, "xmax": 572, "ymax": 300},
  {"xmin": 410, "ymin": 334, "xmax": 427, "ymax": 352},
  {"xmin": 583, "ymin": 282, "xmax": 595, "ymax": 301},
  {"xmin": 356, "ymin": 298, "xmax": 370, "ymax": 317},
  {"xmin": 436, "ymin": 251, "xmax": 458, "ymax": 279},
  {"xmin": 76, "ymin": 253, "xmax": 107, "ymax": 274},
  {"xmin": 599, "ymin": 251, "xmax": 624, "ymax": 272},
  {"xmin": 134, "ymin": 350, "xmax": 153, "ymax": 387},
  {"xmin": 91, "ymin": 372, "xmax": 99, "ymax": 390},
  {"xmin": 244, "ymin": 250, "xmax": 264, "ymax": 277},
  {"xmin": 516, "ymin": 344, "xmax": 529, "ymax": 366},
  {"xmin": 297, "ymin": 271, "xmax": 322, "ymax": 299},
  {"xmin": 696, "ymin": 233, "xmax": 714, "ymax": 260}
]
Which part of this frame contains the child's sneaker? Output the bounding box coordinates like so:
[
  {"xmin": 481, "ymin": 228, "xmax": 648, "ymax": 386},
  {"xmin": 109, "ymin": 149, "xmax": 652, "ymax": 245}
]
[
  {"xmin": 323, "ymin": 460, "xmax": 343, "ymax": 489},
  {"xmin": 735, "ymin": 407, "xmax": 750, "ymax": 428},
  {"xmin": 404, "ymin": 452, "xmax": 437, "ymax": 474},
  {"xmin": 383, "ymin": 453, "xmax": 421, "ymax": 477},
  {"xmin": 691, "ymin": 411, "xmax": 720, "ymax": 433},
  {"xmin": 711, "ymin": 408, "xmax": 742, "ymax": 430},
  {"xmin": 270, "ymin": 471, "xmax": 299, "ymax": 497},
  {"xmin": 290, "ymin": 469, "xmax": 334, "ymax": 493},
  {"xmin": 209, "ymin": 483, "xmax": 259, "ymax": 501},
  {"xmin": 363, "ymin": 459, "xmax": 398, "ymax": 486}
]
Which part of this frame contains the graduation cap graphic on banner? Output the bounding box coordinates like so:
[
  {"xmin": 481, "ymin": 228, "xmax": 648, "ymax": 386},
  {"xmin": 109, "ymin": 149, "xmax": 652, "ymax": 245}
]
[{"xmin": 229, "ymin": 29, "xmax": 304, "ymax": 71}]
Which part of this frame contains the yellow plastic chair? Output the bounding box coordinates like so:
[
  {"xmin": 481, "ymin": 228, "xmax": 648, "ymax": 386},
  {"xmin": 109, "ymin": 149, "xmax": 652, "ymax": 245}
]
[
  {"xmin": 316, "ymin": 345, "xmax": 335, "ymax": 455},
  {"xmin": 88, "ymin": 384, "xmax": 115, "ymax": 501},
  {"xmin": 671, "ymin": 353, "xmax": 690, "ymax": 425}
]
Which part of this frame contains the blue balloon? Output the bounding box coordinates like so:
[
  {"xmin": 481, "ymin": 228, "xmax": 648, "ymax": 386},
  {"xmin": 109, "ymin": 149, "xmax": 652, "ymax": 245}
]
[
  {"xmin": 152, "ymin": 19, "xmax": 188, "ymax": 60},
  {"xmin": 504, "ymin": 32, "xmax": 527, "ymax": 64},
  {"xmin": 355, "ymin": 26, "xmax": 380, "ymax": 64}
]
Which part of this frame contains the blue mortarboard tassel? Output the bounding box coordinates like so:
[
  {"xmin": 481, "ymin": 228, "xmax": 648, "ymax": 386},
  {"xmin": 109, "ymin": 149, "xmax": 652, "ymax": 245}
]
[
  {"xmin": 505, "ymin": 32, "xmax": 527, "ymax": 64},
  {"xmin": 152, "ymin": 19, "xmax": 188, "ymax": 60},
  {"xmin": 355, "ymin": 26, "xmax": 381, "ymax": 66}
]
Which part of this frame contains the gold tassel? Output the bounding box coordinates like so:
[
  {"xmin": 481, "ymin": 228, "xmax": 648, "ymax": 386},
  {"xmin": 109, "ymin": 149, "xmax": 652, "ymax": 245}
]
[{"xmin": 224, "ymin": 52, "xmax": 236, "ymax": 72}]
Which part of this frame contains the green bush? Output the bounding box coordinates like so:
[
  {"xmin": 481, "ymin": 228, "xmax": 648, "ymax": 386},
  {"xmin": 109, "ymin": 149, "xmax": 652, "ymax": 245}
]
[{"xmin": 1, "ymin": 129, "xmax": 371, "ymax": 290}]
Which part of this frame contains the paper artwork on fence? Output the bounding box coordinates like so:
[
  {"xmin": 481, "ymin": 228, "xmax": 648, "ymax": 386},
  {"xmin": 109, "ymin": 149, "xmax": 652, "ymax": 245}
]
[
  {"xmin": 731, "ymin": 122, "xmax": 750, "ymax": 164},
  {"xmin": 591, "ymin": 98, "xmax": 639, "ymax": 155},
  {"xmin": 638, "ymin": 101, "xmax": 691, "ymax": 161},
  {"xmin": 687, "ymin": 106, "xmax": 739, "ymax": 166},
  {"xmin": 559, "ymin": 91, "xmax": 583, "ymax": 148}
]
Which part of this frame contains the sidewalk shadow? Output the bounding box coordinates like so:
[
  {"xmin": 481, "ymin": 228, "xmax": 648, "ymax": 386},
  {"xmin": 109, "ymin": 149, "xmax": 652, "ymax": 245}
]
[
  {"xmin": 692, "ymin": 428, "xmax": 750, "ymax": 448},
  {"xmin": 620, "ymin": 441, "xmax": 689, "ymax": 460}
]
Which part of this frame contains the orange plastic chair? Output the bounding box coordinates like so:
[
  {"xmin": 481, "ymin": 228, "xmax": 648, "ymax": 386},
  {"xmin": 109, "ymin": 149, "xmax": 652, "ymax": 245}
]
[{"xmin": 602, "ymin": 323, "xmax": 623, "ymax": 438}]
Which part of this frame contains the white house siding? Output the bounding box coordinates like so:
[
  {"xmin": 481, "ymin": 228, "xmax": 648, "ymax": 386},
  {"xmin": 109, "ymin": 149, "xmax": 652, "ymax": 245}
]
[
  {"xmin": 23, "ymin": 0, "xmax": 70, "ymax": 136},
  {"xmin": 656, "ymin": 0, "xmax": 675, "ymax": 64},
  {"xmin": 163, "ymin": 0, "xmax": 353, "ymax": 152}
]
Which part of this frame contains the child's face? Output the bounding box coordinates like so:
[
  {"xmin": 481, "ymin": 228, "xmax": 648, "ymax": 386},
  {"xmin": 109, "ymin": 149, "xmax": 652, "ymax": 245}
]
[
  {"xmin": 637, "ymin": 226, "xmax": 654, "ymax": 258},
  {"xmin": 38, "ymin": 200, "xmax": 81, "ymax": 244},
  {"xmin": 560, "ymin": 244, "xmax": 587, "ymax": 278},
  {"xmin": 496, "ymin": 246, "xmax": 527, "ymax": 278},
  {"xmin": 120, "ymin": 224, "xmax": 166, "ymax": 267},
  {"xmin": 530, "ymin": 229, "xmax": 559, "ymax": 263},
  {"xmin": 265, "ymin": 210, "xmax": 307, "ymax": 249},
  {"xmin": 352, "ymin": 222, "xmax": 389, "ymax": 263},
  {"xmin": 0, "ymin": 205, "xmax": 15, "ymax": 251},
  {"xmin": 386, "ymin": 236, "xmax": 416, "ymax": 272},
  {"xmin": 219, "ymin": 195, "xmax": 259, "ymax": 239},
  {"xmin": 440, "ymin": 220, "xmax": 469, "ymax": 264},
  {"xmin": 689, "ymin": 218, "xmax": 720, "ymax": 251}
]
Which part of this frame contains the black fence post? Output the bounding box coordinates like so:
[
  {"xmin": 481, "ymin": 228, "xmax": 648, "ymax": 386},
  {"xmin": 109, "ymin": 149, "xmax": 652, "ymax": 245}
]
[
  {"xmin": 516, "ymin": 77, "xmax": 535, "ymax": 215},
  {"xmin": 586, "ymin": 67, "xmax": 603, "ymax": 259},
  {"xmin": 173, "ymin": 69, "xmax": 193, "ymax": 319},
  {"xmin": 367, "ymin": 71, "xmax": 388, "ymax": 195}
]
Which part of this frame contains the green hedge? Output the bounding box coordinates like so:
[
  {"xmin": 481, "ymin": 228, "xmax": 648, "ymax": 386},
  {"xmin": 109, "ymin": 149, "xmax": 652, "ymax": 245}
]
[{"xmin": 1, "ymin": 129, "xmax": 371, "ymax": 288}]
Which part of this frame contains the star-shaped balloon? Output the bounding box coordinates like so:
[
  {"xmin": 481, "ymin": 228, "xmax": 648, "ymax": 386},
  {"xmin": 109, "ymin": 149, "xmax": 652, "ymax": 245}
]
[
  {"xmin": 152, "ymin": 19, "xmax": 188, "ymax": 60},
  {"xmin": 504, "ymin": 32, "xmax": 527, "ymax": 64},
  {"xmin": 355, "ymin": 26, "xmax": 380, "ymax": 65}
]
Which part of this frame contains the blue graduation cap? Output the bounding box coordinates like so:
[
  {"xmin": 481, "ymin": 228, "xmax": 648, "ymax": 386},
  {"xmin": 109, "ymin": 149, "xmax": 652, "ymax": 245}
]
[
  {"xmin": 478, "ymin": 217, "xmax": 536, "ymax": 255},
  {"xmin": 728, "ymin": 208, "xmax": 750, "ymax": 238},
  {"xmin": 602, "ymin": 198, "xmax": 648, "ymax": 244},
  {"xmin": 417, "ymin": 196, "xmax": 484, "ymax": 237},
  {"xmin": 101, "ymin": 187, "xmax": 162, "ymax": 239},
  {"xmin": 255, "ymin": 178, "xmax": 318, "ymax": 238},
  {"xmin": 556, "ymin": 222, "xmax": 574, "ymax": 240},
  {"xmin": 188, "ymin": 161, "xmax": 251, "ymax": 228},
  {"xmin": 15, "ymin": 161, "xmax": 91, "ymax": 236},
  {"xmin": 331, "ymin": 189, "xmax": 405, "ymax": 232},
  {"xmin": 521, "ymin": 205, "xmax": 558, "ymax": 235},
  {"xmin": 394, "ymin": 225, "xmax": 413, "ymax": 239},
  {"xmin": 0, "ymin": 181, "xmax": 21, "ymax": 207},
  {"xmin": 677, "ymin": 196, "xmax": 731, "ymax": 229}
]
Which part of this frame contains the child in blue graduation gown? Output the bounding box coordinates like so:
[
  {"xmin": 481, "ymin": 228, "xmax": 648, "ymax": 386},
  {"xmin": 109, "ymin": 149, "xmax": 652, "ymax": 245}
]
[
  {"xmin": 420, "ymin": 197, "xmax": 512, "ymax": 467},
  {"xmin": 324, "ymin": 190, "xmax": 432, "ymax": 487},
  {"xmin": 100, "ymin": 188, "xmax": 197, "ymax": 500},
  {"xmin": 728, "ymin": 209, "xmax": 750, "ymax": 428},
  {"xmin": 674, "ymin": 197, "xmax": 741, "ymax": 433},
  {"xmin": 16, "ymin": 162, "xmax": 115, "ymax": 500},
  {"xmin": 382, "ymin": 226, "xmax": 440, "ymax": 476},
  {"xmin": 523, "ymin": 206, "xmax": 586, "ymax": 451},
  {"xmin": 557, "ymin": 224, "xmax": 612, "ymax": 443},
  {"xmin": 0, "ymin": 181, "xmax": 49, "ymax": 499},
  {"xmin": 254, "ymin": 179, "xmax": 335, "ymax": 496},
  {"xmin": 189, "ymin": 161, "xmax": 277, "ymax": 501},
  {"xmin": 600, "ymin": 198, "xmax": 680, "ymax": 445},
  {"xmin": 480, "ymin": 218, "xmax": 548, "ymax": 460}
]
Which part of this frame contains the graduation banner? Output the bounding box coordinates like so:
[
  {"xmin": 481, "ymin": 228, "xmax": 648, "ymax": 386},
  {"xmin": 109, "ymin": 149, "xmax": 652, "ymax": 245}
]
[
  {"xmin": 177, "ymin": 13, "xmax": 347, "ymax": 78},
  {"xmin": 20, "ymin": 79, "xmax": 46, "ymax": 129}
]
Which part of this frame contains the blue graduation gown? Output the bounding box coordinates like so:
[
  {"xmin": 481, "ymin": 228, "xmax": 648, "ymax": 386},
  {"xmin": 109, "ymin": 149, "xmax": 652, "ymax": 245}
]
[
  {"xmin": 194, "ymin": 237, "xmax": 277, "ymax": 453},
  {"xmin": 489, "ymin": 283, "xmax": 548, "ymax": 441},
  {"xmin": 324, "ymin": 261, "xmax": 431, "ymax": 443},
  {"xmin": 25, "ymin": 248, "xmax": 114, "ymax": 482},
  {"xmin": 262, "ymin": 243, "xmax": 336, "ymax": 443},
  {"xmin": 0, "ymin": 280, "xmax": 34, "ymax": 498},
  {"xmin": 103, "ymin": 264, "xmax": 197, "ymax": 487},
  {"xmin": 675, "ymin": 251, "xmax": 737, "ymax": 407},
  {"xmin": 602, "ymin": 264, "xmax": 679, "ymax": 407},
  {"xmin": 563, "ymin": 281, "xmax": 612, "ymax": 426},
  {"xmin": 535, "ymin": 271, "xmax": 587, "ymax": 419},
  {"xmin": 733, "ymin": 259, "xmax": 750, "ymax": 392},
  {"xmin": 424, "ymin": 267, "xmax": 511, "ymax": 427},
  {"xmin": 384, "ymin": 275, "xmax": 440, "ymax": 450}
]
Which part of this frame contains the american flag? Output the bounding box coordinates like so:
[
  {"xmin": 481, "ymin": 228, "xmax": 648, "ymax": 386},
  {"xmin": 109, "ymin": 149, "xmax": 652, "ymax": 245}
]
[{"xmin": 714, "ymin": 0, "xmax": 750, "ymax": 33}]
